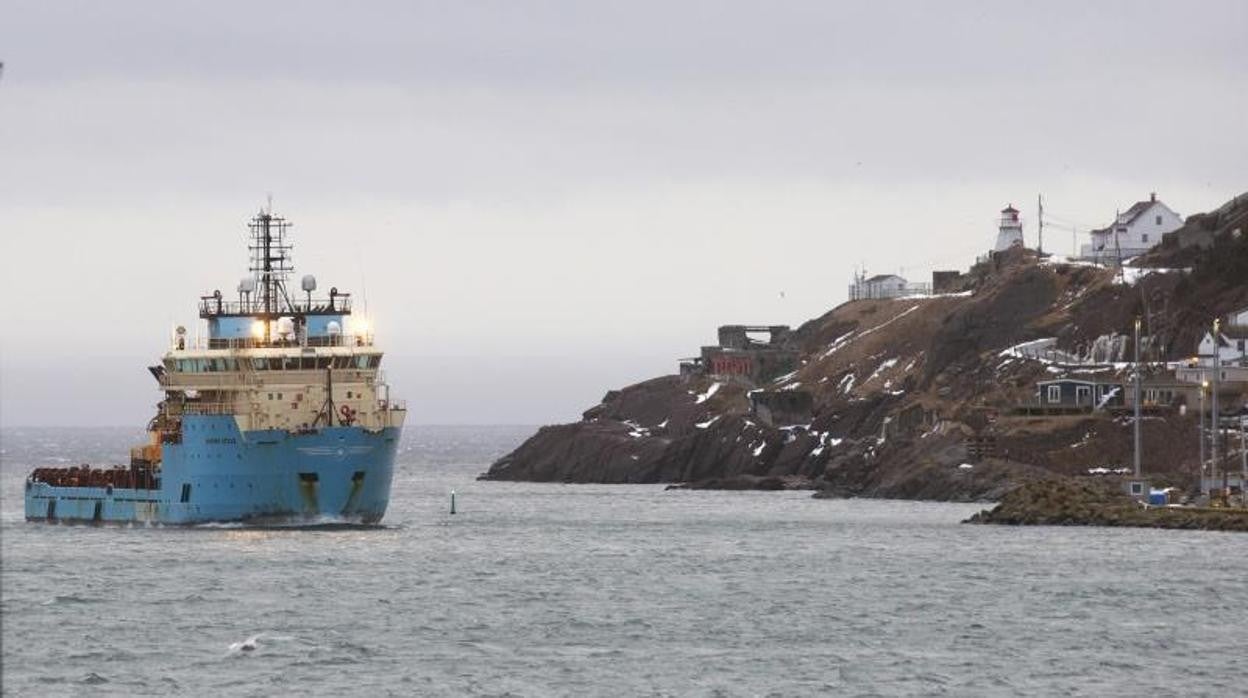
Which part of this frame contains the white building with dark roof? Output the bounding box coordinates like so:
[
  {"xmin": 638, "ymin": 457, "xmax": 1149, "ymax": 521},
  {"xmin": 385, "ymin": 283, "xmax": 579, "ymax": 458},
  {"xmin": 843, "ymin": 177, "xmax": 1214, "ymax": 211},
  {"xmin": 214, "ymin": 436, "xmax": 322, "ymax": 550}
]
[
  {"xmin": 1080, "ymin": 192, "xmax": 1183, "ymax": 261},
  {"xmin": 1194, "ymin": 305, "xmax": 1248, "ymax": 367},
  {"xmin": 847, "ymin": 272, "xmax": 930, "ymax": 300}
]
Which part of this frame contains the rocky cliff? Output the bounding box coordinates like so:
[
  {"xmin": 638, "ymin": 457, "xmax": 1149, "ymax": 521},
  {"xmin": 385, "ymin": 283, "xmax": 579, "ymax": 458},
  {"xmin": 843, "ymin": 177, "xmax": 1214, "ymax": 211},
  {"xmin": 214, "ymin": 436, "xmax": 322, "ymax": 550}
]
[{"xmin": 483, "ymin": 194, "xmax": 1248, "ymax": 500}]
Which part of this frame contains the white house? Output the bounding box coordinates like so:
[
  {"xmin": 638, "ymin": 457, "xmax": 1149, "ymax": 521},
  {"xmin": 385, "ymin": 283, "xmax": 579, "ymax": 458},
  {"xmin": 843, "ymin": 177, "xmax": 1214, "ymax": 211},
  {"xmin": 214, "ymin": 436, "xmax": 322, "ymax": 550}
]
[
  {"xmin": 1176, "ymin": 305, "xmax": 1248, "ymax": 386},
  {"xmin": 993, "ymin": 204, "xmax": 1024, "ymax": 252},
  {"xmin": 1080, "ymin": 193, "xmax": 1183, "ymax": 260},
  {"xmin": 1196, "ymin": 331, "xmax": 1248, "ymax": 365},
  {"xmin": 1194, "ymin": 307, "xmax": 1248, "ymax": 367},
  {"xmin": 848, "ymin": 273, "xmax": 930, "ymax": 300}
]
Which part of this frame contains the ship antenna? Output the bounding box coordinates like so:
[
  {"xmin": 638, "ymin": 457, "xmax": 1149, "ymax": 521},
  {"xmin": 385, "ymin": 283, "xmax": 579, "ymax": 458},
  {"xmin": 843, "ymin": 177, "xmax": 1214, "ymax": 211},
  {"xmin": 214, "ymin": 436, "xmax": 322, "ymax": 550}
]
[{"xmin": 247, "ymin": 205, "xmax": 295, "ymax": 342}]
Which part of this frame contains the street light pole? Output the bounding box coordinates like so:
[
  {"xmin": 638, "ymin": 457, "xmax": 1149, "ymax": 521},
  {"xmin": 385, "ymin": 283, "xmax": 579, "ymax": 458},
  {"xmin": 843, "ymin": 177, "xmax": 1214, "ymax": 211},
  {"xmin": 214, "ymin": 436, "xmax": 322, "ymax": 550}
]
[
  {"xmin": 1200, "ymin": 380, "xmax": 1208, "ymax": 498},
  {"xmin": 1212, "ymin": 318, "xmax": 1221, "ymax": 495},
  {"xmin": 1241, "ymin": 415, "xmax": 1247, "ymax": 507},
  {"xmin": 1133, "ymin": 317, "xmax": 1142, "ymax": 478}
]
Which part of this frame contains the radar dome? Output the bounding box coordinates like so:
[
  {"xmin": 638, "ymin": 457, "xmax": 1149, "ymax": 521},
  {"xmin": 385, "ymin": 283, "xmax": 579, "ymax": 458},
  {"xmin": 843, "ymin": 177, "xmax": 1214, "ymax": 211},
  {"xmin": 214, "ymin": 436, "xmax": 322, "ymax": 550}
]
[
  {"xmin": 276, "ymin": 317, "xmax": 295, "ymax": 337},
  {"xmin": 301, "ymin": 275, "xmax": 317, "ymax": 292},
  {"xmin": 238, "ymin": 277, "xmax": 257, "ymax": 294},
  {"xmin": 327, "ymin": 321, "xmax": 342, "ymax": 336}
]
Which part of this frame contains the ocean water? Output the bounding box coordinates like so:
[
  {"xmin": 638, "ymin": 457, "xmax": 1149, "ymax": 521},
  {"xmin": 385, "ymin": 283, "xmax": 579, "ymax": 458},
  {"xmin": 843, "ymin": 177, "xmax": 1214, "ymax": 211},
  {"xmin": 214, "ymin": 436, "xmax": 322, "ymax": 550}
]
[{"xmin": 3, "ymin": 426, "xmax": 1247, "ymax": 697}]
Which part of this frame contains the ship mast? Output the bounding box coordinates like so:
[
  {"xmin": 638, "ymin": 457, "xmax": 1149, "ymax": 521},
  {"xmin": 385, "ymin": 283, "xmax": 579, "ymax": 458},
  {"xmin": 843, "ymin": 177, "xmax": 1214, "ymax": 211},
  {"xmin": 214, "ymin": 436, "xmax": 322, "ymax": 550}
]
[{"xmin": 247, "ymin": 209, "xmax": 294, "ymax": 343}]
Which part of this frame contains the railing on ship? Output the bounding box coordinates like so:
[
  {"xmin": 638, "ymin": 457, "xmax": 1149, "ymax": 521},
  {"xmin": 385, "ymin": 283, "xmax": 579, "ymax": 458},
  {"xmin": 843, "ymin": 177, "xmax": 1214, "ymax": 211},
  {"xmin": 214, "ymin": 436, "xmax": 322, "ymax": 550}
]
[
  {"xmin": 170, "ymin": 399, "xmax": 407, "ymax": 418},
  {"xmin": 177, "ymin": 402, "xmax": 240, "ymax": 416},
  {"xmin": 198, "ymin": 296, "xmax": 352, "ymax": 317},
  {"xmin": 173, "ymin": 334, "xmax": 373, "ymax": 351}
]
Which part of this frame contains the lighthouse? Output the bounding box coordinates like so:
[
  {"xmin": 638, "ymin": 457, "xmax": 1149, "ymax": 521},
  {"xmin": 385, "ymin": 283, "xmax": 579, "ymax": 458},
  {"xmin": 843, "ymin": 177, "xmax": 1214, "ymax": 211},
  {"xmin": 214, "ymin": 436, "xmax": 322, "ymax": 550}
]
[{"xmin": 993, "ymin": 204, "xmax": 1024, "ymax": 252}]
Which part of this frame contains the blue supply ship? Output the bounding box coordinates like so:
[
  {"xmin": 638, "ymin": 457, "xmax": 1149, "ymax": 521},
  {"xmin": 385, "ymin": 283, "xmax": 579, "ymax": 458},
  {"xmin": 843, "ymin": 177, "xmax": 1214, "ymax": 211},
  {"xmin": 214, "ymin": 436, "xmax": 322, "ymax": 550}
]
[{"xmin": 25, "ymin": 209, "xmax": 407, "ymax": 525}]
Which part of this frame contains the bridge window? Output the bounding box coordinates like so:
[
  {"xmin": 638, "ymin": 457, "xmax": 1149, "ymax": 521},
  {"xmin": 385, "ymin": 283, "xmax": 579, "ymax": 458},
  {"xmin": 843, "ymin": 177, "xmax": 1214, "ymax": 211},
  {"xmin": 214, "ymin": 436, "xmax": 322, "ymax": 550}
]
[
  {"xmin": 317, "ymin": 357, "xmax": 332, "ymax": 369},
  {"xmin": 284, "ymin": 356, "xmax": 301, "ymax": 371},
  {"xmin": 333, "ymin": 356, "xmax": 351, "ymax": 369},
  {"xmin": 252, "ymin": 358, "xmax": 267, "ymax": 370},
  {"xmin": 267, "ymin": 358, "xmax": 283, "ymax": 371},
  {"xmin": 180, "ymin": 483, "xmax": 192, "ymax": 503}
]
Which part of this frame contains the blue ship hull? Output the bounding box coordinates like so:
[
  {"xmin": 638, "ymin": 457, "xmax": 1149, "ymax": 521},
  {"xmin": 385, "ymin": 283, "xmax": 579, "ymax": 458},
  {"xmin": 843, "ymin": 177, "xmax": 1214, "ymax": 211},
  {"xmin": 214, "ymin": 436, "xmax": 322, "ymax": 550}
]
[{"xmin": 25, "ymin": 415, "xmax": 401, "ymax": 525}]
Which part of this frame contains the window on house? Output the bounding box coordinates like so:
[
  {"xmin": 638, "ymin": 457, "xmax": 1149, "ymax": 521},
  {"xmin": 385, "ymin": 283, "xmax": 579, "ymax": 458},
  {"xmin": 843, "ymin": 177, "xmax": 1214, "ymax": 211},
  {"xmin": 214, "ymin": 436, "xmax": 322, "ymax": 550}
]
[
  {"xmin": 1142, "ymin": 234, "xmax": 1149, "ymax": 243},
  {"xmin": 1046, "ymin": 385, "xmax": 1061, "ymax": 403},
  {"xmin": 1076, "ymin": 386, "xmax": 1092, "ymax": 404},
  {"xmin": 1155, "ymin": 215, "xmax": 1162, "ymax": 225}
]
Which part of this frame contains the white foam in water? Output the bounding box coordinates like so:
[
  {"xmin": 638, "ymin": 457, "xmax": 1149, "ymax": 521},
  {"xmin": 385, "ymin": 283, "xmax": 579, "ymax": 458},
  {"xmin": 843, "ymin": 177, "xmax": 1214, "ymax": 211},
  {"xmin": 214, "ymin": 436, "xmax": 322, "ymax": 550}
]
[{"xmin": 227, "ymin": 634, "xmax": 264, "ymax": 655}]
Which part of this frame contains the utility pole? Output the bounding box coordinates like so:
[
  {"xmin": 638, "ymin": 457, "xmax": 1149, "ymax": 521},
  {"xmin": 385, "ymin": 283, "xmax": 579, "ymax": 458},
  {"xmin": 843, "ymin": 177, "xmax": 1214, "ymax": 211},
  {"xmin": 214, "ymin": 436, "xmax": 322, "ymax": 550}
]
[
  {"xmin": 1211, "ymin": 318, "xmax": 1221, "ymax": 494},
  {"xmin": 1037, "ymin": 194, "xmax": 1044, "ymax": 256},
  {"xmin": 1200, "ymin": 380, "xmax": 1208, "ymax": 497},
  {"xmin": 1133, "ymin": 317, "xmax": 1142, "ymax": 478},
  {"xmin": 1113, "ymin": 208, "xmax": 1124, "ymax": 280},
  {"xmin": 1241, "ymin": 414, "xmax": 1247, "ymax": 506}
]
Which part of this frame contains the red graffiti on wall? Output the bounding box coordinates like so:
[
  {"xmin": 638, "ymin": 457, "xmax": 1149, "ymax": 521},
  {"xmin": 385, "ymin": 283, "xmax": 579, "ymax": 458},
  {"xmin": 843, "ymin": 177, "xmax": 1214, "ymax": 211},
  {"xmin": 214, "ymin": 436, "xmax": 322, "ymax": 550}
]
[{"xmin": 710, "ymin": 355, "xmax": 753, "ymax": 376}]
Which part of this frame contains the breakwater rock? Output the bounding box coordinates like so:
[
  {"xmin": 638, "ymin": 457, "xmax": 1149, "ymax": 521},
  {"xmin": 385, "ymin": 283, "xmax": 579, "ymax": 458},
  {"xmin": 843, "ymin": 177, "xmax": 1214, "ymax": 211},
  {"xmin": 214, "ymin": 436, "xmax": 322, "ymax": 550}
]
[{"xmin": 966, "ymin": 479, "xmax": 1248, "ymax": 531}]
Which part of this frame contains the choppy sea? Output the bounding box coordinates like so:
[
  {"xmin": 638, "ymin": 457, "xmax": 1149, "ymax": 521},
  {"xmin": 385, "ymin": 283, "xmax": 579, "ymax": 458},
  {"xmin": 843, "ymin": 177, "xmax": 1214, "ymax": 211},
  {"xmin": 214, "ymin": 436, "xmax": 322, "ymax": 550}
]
[{"xmin": 2, "ymin": 425, "xmax": 1247, "ymax": 696}]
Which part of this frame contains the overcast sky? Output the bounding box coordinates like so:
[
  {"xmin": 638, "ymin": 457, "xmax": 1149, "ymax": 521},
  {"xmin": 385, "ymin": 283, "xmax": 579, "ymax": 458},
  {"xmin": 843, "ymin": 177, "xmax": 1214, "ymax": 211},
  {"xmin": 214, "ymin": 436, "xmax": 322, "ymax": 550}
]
[{"xmin": 1, "ymin": 1, "xmax": 1245, "ymax": 427}]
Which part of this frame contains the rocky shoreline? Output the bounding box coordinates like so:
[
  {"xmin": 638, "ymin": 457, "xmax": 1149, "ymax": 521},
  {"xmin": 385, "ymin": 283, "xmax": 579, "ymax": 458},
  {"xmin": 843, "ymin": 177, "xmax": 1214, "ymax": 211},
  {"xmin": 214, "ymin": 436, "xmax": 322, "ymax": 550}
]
[{"xmin": 966, "ymin": 479, "xmax": 1248, "ymax": 532}]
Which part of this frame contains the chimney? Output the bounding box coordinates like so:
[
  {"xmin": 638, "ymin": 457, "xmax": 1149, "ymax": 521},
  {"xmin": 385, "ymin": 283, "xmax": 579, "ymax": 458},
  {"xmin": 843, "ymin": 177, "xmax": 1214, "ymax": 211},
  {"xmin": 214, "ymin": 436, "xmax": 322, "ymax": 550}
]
[{"xmin": 1150, "ymin": 192, "xmax": 1156, "ymax": 202}]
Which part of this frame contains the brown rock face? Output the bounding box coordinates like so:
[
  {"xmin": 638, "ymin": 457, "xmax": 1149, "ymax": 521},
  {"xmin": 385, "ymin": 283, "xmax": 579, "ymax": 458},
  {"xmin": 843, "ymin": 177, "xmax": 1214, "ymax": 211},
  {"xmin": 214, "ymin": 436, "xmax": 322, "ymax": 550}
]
[{"xmin": 482, "ymin": 194, "xmax": 1248, "ymax": 502}]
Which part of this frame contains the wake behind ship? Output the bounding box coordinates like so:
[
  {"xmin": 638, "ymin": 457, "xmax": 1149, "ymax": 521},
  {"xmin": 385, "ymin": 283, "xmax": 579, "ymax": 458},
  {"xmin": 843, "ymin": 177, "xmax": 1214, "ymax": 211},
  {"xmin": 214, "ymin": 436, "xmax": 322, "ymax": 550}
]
[{"xmin": 25, "ymin": 210, "xmax": 407, "ymax": 525}]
